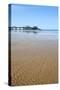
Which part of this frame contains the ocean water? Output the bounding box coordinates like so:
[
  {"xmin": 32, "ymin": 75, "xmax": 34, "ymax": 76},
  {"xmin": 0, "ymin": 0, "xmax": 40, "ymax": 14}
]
[{"xmin": 11, "ymin": 30, "xmax": 58, "ymax": 41}]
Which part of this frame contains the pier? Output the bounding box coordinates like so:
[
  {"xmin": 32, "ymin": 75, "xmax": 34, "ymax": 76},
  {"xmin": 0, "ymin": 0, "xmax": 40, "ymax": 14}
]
[{"xmin": 9, "ymin": 26, "xmax": 26, "ymax": 30}]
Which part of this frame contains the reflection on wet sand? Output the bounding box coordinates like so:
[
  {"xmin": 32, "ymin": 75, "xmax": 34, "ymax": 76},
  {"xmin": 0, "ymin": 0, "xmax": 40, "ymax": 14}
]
[{"xmin": 11, "ymin": 29, "xmax": 41, "ymax": 34}]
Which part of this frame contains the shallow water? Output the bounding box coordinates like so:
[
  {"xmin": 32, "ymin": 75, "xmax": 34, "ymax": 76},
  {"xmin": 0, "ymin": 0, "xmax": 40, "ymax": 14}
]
[{"xmin": 11, "ymin": 30, "xmax": 58, "ymax": 41}]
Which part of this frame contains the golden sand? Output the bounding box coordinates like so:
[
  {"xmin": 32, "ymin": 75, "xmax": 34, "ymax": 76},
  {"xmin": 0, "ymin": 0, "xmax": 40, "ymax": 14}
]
[{"xmin": 11, "ymin": 39, "xmax": 58, "ymax": 86}]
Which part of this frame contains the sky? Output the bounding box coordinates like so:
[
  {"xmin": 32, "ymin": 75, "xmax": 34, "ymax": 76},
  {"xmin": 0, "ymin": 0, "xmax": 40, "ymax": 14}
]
[{"xmin": 10, "ymin": 4, "xmax": 58, "ymax": 30}]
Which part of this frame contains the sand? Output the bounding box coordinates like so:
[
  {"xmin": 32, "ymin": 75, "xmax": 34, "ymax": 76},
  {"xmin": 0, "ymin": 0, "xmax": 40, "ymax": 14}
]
[{"xmin": 11, "ymin": 39, "xmax": 58, "ymax": 86}]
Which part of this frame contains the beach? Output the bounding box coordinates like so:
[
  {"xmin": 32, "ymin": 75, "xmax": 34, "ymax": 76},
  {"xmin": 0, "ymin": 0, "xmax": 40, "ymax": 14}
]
[{"xmin": 11, "ymin": 31, "xmax": 58, "ymax": 86}]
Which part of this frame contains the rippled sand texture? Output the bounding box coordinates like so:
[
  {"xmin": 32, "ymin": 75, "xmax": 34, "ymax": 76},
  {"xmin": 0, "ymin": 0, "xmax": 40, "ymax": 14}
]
[{"xmin": 11, "ymin": 38, "xmax": 58, "ymax": 86}]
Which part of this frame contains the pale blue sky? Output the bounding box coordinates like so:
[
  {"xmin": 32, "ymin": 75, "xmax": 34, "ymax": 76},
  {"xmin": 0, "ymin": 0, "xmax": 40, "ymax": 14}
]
[{"xmin": 10, "ymin": 4, "xmax": 58, "ymax": 29}]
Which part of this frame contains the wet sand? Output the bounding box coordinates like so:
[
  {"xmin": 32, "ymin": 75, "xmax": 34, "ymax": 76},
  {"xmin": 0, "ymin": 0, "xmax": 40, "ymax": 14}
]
[{"xmin": 11, "ymin": 39, "xmax": 58, "ymax": 86}]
